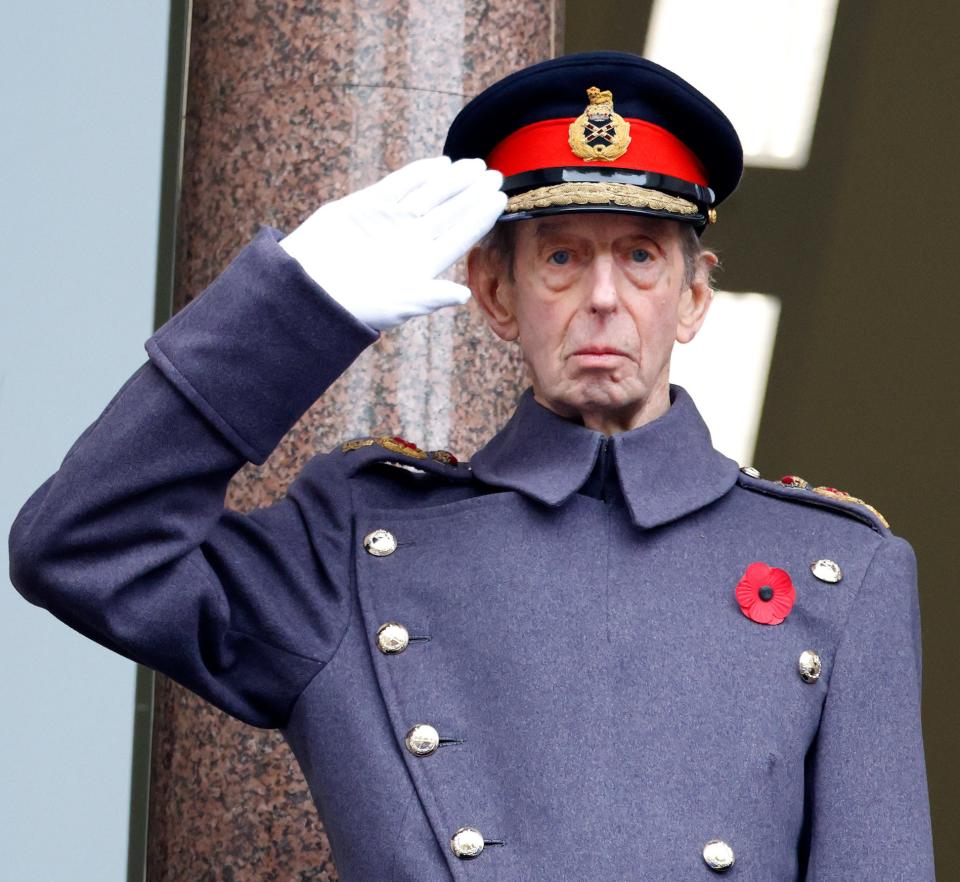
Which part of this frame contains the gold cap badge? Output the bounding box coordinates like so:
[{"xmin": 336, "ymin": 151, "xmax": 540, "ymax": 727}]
[{"xmin": 568, "ymin": 86, "xmax": 632, "ymax": 162}]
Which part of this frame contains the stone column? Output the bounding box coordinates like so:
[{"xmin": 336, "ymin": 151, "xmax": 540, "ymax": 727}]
[{"xmin": 146, "ymin": 1, "xmax": 561, "ymax": 878}]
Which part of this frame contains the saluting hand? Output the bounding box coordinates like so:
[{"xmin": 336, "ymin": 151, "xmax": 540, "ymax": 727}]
[{"xmin": 280, "ymin": 156, "xmax": 506, "ymax": 331}]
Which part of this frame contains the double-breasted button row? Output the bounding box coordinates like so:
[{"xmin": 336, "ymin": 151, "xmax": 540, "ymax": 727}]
[
  {"xmin": 366, "ymin": 527, "xmax": 494, "ymax": 860},
  {"xmin": 805, "ymin": 559, "xmax": 834, "ymax": 683}
]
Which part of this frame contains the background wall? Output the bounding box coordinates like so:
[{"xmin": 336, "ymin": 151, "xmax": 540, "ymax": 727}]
[
  {"xmin": 0, "ymin": 3, "xmax": 170, "ymax": 879},
  {"xmin": 567, "ymin": 2, "xmax": 959, "ymax": 875}
]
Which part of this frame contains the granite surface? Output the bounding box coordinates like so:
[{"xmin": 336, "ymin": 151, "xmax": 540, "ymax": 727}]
[{"xmin": 147, "ymin": 1, "xmax": 559, "ymax": 878}]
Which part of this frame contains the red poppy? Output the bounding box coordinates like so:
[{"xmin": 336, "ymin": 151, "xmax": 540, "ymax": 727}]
[{"xmin": 735, "ymin": 562, "xmax": 796, "ymax": 625}]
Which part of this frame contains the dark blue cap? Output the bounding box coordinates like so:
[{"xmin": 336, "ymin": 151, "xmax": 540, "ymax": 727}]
[{"xmin": 444, "ymin": 51, "xmax": 743, "ymax": 228}]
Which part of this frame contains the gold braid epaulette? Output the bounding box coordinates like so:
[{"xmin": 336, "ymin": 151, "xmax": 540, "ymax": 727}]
[
  {"xmin": 810, "ymin": 486, "xmax": 890, "ymax": 529},
  {"xmin": 340, "ymin": 435, "xmax": 459, "ymax": 465},
  {"xmin": 739, "ymin": 469, "xmax": 890, "ymax": 529}
]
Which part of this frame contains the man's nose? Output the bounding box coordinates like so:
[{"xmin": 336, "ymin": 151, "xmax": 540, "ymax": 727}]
[{"xmin": 585, "ymin": 258, "xmax": 620, "ymax": 314}]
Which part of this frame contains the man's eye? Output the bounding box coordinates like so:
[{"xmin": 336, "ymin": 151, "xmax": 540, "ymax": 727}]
[
  {"xmin": 631, "ymin": 248, "xmax": 651, "ymax": 263},
  {"xmin": 548, "ymin": 250, "xmax": 571, "ymax": 266}
]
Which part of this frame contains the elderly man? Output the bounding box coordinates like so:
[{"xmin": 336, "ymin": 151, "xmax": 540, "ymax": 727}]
[{"xmin": 9, "ymin": 52, "xmax": 934, "ymax": 879}]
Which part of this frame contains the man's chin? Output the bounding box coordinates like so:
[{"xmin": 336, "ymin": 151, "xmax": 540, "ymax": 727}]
[{"xmin": 548, "ymin": 381, "xmax": 648, "ymax": 420}]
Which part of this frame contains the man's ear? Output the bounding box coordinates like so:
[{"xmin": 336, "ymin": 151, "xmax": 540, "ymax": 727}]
[
  {"xmin": 467, "ymin": 246, "xmax": 519, "ymax": 342},
  {"xmin": 676, "ymin": 250, "xmax": 718, "ymax": 344}
]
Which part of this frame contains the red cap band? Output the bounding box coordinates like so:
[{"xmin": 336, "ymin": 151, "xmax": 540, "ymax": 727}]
[{"xmin": 487, "ymin": 117, "xmax": 708, "ymax": 185}]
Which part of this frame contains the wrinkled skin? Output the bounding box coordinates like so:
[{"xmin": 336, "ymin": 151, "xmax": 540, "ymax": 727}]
[{"xmin": 468, "ymin": 213, "xmax": 717, "ymax": 435}]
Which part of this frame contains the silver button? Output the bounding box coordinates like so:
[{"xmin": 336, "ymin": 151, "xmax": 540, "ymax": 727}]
[
  {"xmin": 810, "ymin": 559, "xmax": 843, "ymax": 583},
  {"xmin": 799, "ymin": 649, "xmax": 822, "ymax": 683},
  {"xmin": 702, "ymin": 839, "xmax": 735, "ymax": 872},
  {"xmin": 377, "ymin": 622, "xmax": 410, "ymax": 654},
  {"xmin": 363, "ymin": 529, "xmax": 396, "ymax": 556},
  {"xmin": 450, "ymin": 826, "xmax": 485, "ymax": 859},
  {"xmin": 405, "ymin": 723, "xmax": 440, "ymax": 757},
  {"xmin": 740, "ymin": 466, "xmax": 761, "ymax": 478}
]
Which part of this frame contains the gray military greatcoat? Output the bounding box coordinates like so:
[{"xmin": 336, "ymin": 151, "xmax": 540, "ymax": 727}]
[{"xmin": 9, "ymin": 230, "xmax": 935, "ymax": 880}]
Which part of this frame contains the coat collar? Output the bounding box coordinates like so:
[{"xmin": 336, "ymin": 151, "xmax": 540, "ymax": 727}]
[{"xmin": 470, "ymin": 385, "xmax": 739, "ymax": 529}]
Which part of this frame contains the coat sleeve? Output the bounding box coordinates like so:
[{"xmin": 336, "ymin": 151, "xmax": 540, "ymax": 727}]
[
  {"xmin": 803, "ymin": 535, "xmax": 935, "ymax": 880},
  {"xmin": 7, "ymin": 228, "xmax": 379, "ymax": 729}
]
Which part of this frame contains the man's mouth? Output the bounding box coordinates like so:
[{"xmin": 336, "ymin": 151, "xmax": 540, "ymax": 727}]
[
  {"xmin": 569, "ymin": 347, "xmax": 631, "ymax": 367},
  {"xmin": 573, "ymin": 347, "xmax": 628, "ymax": 356},
  {"xmin": 570, "ymin": 346, "xmax": 630, "ymax": 371}
]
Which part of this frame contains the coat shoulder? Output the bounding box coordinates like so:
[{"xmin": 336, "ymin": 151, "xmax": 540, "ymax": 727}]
[{"xmin": 734, "ymin": 467, "xmax": 892, "ymax": 537}]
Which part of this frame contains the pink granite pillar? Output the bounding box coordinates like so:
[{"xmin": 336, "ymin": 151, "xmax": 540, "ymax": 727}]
[{"xmin": 146, "ymin": 1, "xmax": 561, "ymax": 878}]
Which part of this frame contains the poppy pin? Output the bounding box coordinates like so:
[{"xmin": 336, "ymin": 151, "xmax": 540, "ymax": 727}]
[{"xmin": 735, "ymin": 562, "xmax": 796, "ymax": 625}]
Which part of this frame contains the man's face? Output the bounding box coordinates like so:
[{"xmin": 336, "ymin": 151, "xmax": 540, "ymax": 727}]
[{"xmin": 470, "ymin": 212, "xmax": 714, "ymax": 433}]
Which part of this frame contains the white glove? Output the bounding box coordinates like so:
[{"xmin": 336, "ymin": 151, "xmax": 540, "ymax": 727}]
[{"xmin": 280, "ymin": 156, "xmax": 507, "ymax": 331}]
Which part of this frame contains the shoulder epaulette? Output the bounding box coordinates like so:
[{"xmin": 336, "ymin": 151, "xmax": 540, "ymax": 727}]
[
  {"xmin": 736, "ymin": 467, "xmax": 891, "ymax": 535},
  {"xmin": 337, "ymin": 434, "xmax": 470, "ymax": 479}
]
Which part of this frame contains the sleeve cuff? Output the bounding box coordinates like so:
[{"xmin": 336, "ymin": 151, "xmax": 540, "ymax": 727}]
[{"xmin": 146, "ymin": 227, "xmax": 379, "ymax": 464}]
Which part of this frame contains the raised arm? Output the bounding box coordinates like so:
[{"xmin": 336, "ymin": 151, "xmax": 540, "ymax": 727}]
[{"xmin": 8, "ymin": 158, "xmax": 505, "ymax": 728}]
